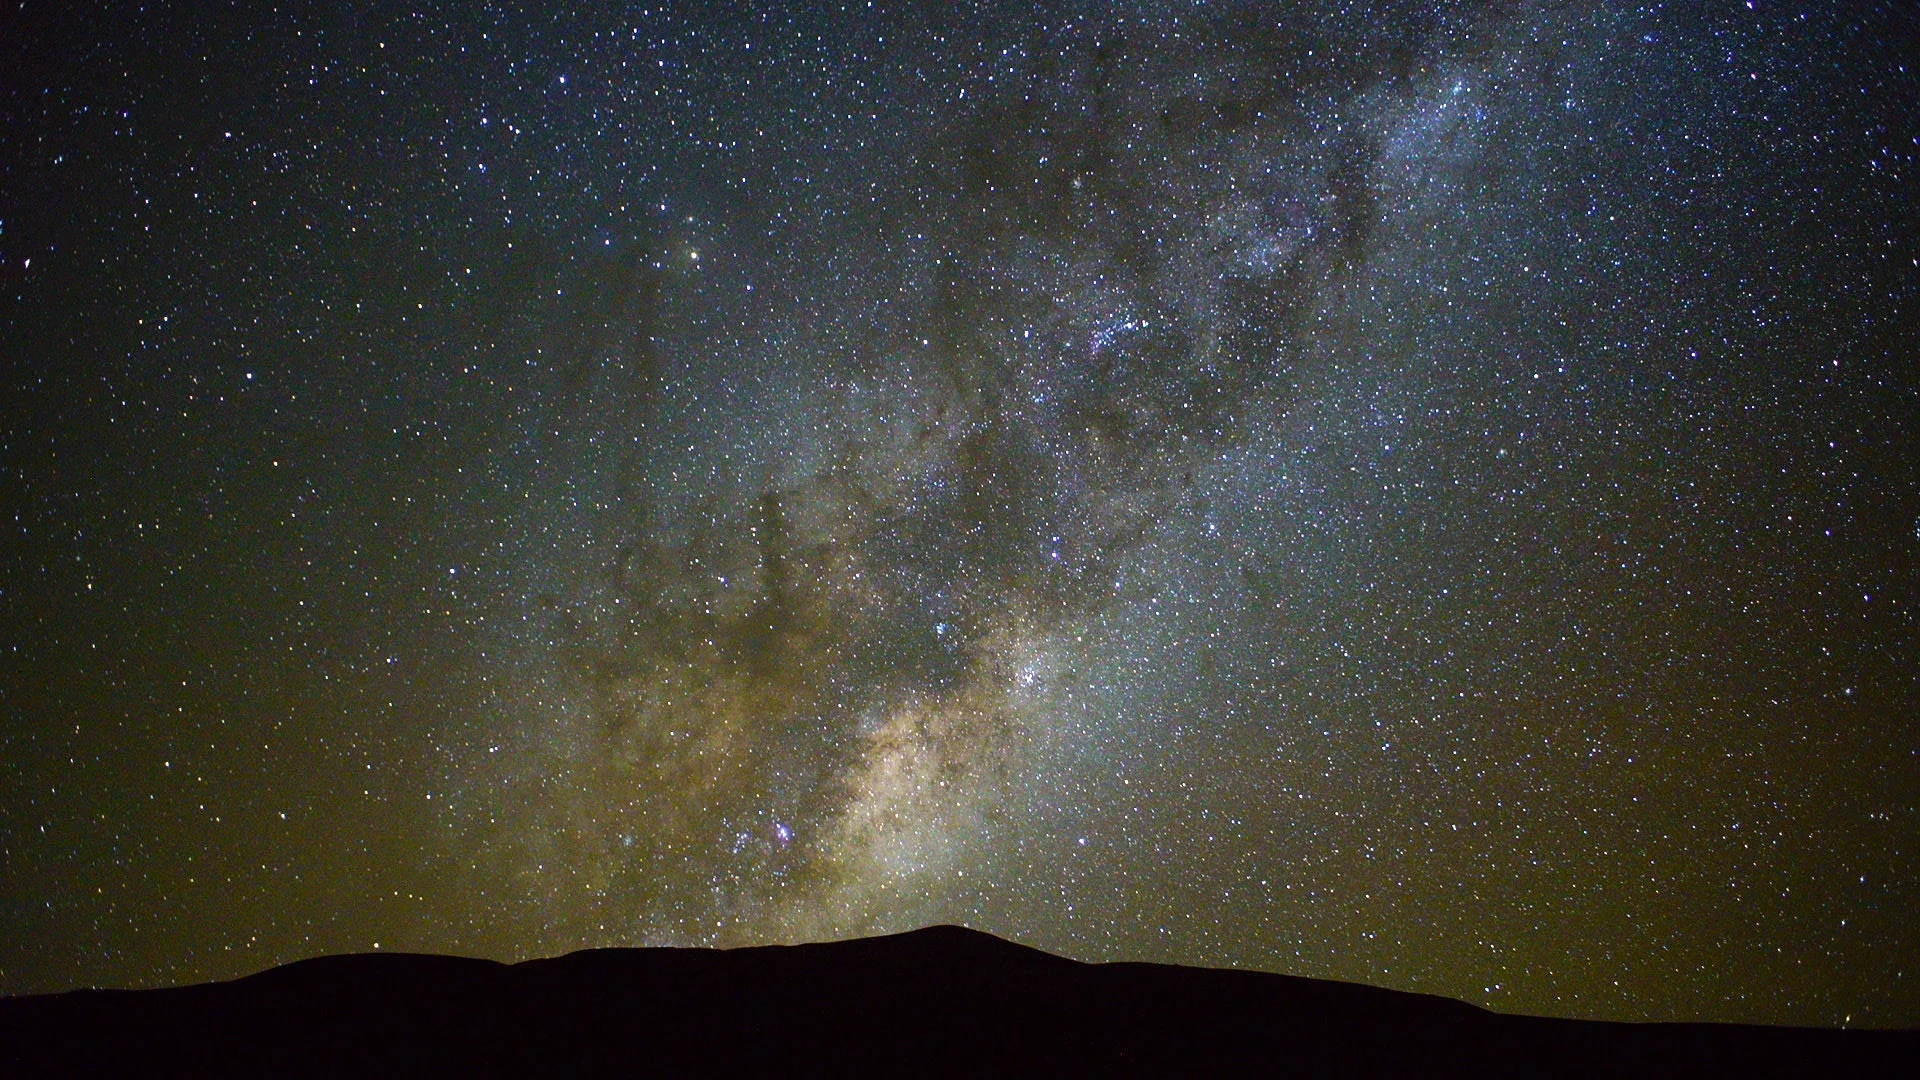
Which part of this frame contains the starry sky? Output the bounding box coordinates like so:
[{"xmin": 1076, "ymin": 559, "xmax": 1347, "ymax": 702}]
[{"xmin": 3, "ymin": 0, "xmax": 1917, "ymax": 1026}]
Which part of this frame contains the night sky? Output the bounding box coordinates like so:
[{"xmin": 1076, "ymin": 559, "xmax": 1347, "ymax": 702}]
[{"xmin": 3, "ymin": 1, "xmax": 1917, "ymax": 1027}]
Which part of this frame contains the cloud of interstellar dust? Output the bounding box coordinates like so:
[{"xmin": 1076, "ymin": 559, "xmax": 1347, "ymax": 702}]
[{"xmin": 463, "ymin": 2, "xmax": 1514, "ymax": 948}]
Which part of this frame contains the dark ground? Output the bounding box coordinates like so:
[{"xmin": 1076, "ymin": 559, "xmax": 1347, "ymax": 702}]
[{"xmin": 1, "ymin": 926, "xmax": 1913, "ymax": 1076}]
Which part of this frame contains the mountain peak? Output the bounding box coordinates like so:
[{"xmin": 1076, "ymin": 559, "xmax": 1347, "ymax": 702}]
[{"xmin": 3, "ymin": 928, "xmax": 1912, "ymax": 1076}]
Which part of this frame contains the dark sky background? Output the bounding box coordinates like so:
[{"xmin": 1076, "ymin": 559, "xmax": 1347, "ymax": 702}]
[{"xmin": 3, "ymin": 0, "xmax": 1917, "ymax": 1026}]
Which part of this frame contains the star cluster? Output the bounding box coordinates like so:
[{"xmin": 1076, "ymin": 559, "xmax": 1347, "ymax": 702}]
[{"xmin": 2, "ymin": 1, "xmax": 1916, "ymax": 1026}]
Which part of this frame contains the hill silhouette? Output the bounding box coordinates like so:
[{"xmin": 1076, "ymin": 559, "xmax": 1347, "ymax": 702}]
[{"xmin": 1, "ymin": 925, "xmax": 1912, "ymax": 1076}]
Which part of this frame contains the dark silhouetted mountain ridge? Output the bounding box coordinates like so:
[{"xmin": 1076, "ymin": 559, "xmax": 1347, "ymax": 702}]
[{"xmin": 1, "ymin": 925, "xmax": 1912, "ymax": 1076}]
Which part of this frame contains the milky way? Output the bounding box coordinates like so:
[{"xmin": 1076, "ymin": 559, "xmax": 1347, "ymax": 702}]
[{"xmin": 4, "ymin": 1, "xmax": 1916, "ymax": 1025}]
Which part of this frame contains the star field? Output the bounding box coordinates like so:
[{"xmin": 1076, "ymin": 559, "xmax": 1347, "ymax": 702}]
[{"xmin": 2, "ymin": 1, "xmax": 1917, "ymax": 1026}]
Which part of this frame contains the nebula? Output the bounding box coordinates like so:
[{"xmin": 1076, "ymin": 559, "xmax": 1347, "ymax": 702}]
[{"xmin": 463, "ymin": 6, "xmax": 1535, "ymax": 947}]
